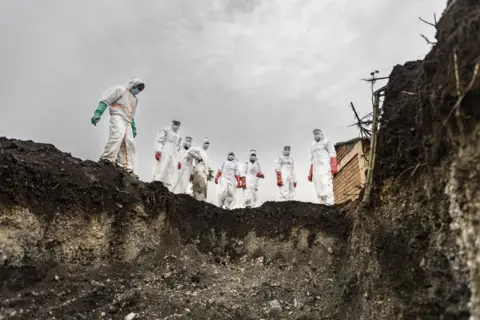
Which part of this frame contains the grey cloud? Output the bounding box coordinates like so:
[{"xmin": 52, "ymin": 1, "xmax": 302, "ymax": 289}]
[{"xmin": 0, "ymin": 0, "xmax": 446, "ymax": 205}]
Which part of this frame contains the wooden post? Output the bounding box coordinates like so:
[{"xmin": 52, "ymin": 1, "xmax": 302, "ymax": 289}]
[{"xmin": 362, "ymin": 86, "xmax": 386, "ymax": 206}]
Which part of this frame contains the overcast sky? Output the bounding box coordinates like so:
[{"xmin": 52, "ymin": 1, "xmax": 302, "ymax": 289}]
[{"xmin": 0, "ymin": 0, "xmax": 446, "ymax": 205}]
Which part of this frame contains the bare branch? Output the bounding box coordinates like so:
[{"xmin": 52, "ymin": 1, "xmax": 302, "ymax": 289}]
[
  {"xmin": 419, "ymin": 16, "xmax": 436, "ymax": 28},
  {"xmin": 361, "ymin": 112, "xmax": 373, "ymax": 120},
  {"xmin": 420, "ymin": 34, "xmax": 436, "ymax": 45},
  {"xmin": 349, "ymin": 102, "xmax": 372, "ymax": 138},
  {"xmin": 443, "ymin": 62, "xmax": 480, "ymax": 125},
  {"xmin": 350, "ymin": 102, "xmax": 362, "ymax": 122},
  {"xmin": 438, "ymin": 50, "xmax": 480, "ymax": 132},
  {"xmin": 433, "ymin": 13, "xmax": 438, "ymax": 25}
]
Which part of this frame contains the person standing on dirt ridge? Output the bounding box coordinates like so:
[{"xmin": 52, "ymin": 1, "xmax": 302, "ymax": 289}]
[
  {"xmin": 241, "ymin": 149, "xmax": 265, "ymax": 208},
  {"xmin": 152, "ymin": 120, "xmax": 182, "ymax": 191},
  {"xmin": 188, "ymin": 137, "xmax": 210, "ymax": 201},
  {"xmin": 308, "ymin": 128, "xmax": 338, "ymax": 205},
  {"xmin": 274, "ymin": 146, "xmax": 297, "ymax": 201},
  {"xmin": 171, "ymin": 136, "xmax": 194, "ymax": 194},
  {"xmin": 215, "ymin": 152, "xmax": 242, "ymax": 209},
  {"xmin": 90, "ymin": 78, "xmax": 145, "ymax": 174}
]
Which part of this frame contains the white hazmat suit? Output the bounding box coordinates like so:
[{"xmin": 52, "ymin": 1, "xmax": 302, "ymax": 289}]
[
  {"xmin": 215, "ymin": 153, "xmax": 241, "ymax": 210},
  {"xmin": 98, "ymin": 78, "xmax": 143, "ymax": 172},
  {"xmin": 189, "ymin": 138, "xmax": 210, "ymax": 201},
  {"xmin": 309, "ymin": 129, "xmax": 338, "ymax": 205},
  {"xmin": 232, "ymin": 160, "xmax": 246, "ymax": 209},
  {"xmin": 242, "ymin": 149, "xmax": 264, "ymax": 208},
  {"xmin": 275, "ymin": 146, "xmax": 297, "ymax": 201},
  {"xmin": 172, "ymin": 137, "xmax": 194, "ymax": 194},
  {"xmin": 153, "ymin": 121, "xmax": 182, "ymax": 190}
]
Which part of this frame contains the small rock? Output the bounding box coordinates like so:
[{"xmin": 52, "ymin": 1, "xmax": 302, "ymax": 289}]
[
  {"xmin": 54, "ymin": 275, "xmax": 60, "ymax": 281},
  {"xmin": 101, "ymin": 312, "xmax": 106, "ymax": 317},
  {"xmin": 108, "ymin": 305, "xmax": 118, "ymax": 313},
  {"xmin": 76, "ymin": 313, "xmax": 87, "ymax": 320},
  {"xmin": 420, "ymin": 258, "xmax": 426, "ymax": 267},
  {"xmin": 327, "ymin": 247, "xmax": 333, "ymax": 254},
  {"xmin": 293, "ymin": 298, "xmax": 298, "ymax": 308},
  {"xmin": 125, "ymin": 313, "xmax": 137, "ymax": 320},
  {"xmin": 269, "ymin": 299, "xmax": 282, "ymax": 312},
  {"xmin": 185, "ymin": 308, "xmax": 191, "ymax": 313}
]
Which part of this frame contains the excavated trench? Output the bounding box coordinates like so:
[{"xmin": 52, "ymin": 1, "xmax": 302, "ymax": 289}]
[
  {"xmin": 1, "ymin": 0, "xmax": 480, "ymax": 319},
  {"xmin": 0, "ymin": 137, "xmax": 352, "ymax": 319}
]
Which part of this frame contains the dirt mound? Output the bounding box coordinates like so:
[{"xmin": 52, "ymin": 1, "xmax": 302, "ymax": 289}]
[
  {"xmin": 0, "ymin": 137, "xmax": 351, "ymax": 319},
  {"xmin": 376, "ymin": 0, "xmax": 480, "ymax": 183}
]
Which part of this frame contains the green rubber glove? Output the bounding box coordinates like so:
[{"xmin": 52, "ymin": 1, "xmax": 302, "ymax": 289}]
[
  {"xmin": 132, "ymin": 118, "xmax": 137, "ymax": 138},
  {"xmin": 91, "ymin": 102, "xmax": 107, "ymax": 126}
]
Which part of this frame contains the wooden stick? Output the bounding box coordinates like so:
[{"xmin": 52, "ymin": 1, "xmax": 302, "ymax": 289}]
[{"xmin": 362, "ymin": 86, "xmax": 386, "ymax": 205}]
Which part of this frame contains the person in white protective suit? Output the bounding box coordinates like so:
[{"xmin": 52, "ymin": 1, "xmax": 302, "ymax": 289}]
[
  {"xmin": 308, "ymin": 129, "xmax": 338, "ymax": 205},
  {"xmin": 90, "ymin": 78, "xmax": 145, "ymax": 173},
  {"xmin": 171, "ymin": 136, "xmax": 194, "ymax": 194},
  {"xmin": 231, "ymin": 158, "xmax": 246, "ymax": 209},
  {"xmin": 274, "ymin": 146, "xmax": 297, "ymax": 201},
  {"xmin": 188, "ymin": 137, "xmax": 210, "ymax": 201},
  {"xmin": 241, "ymin": 149, "xmax": 265, "ymax": 208},
  {"xmin": 215, "ymin": 152, "xmax": 242, "ymax": 209},
  {"xmin": 152, "ymin": 120, "xmax": 182, "ymax": 190}
]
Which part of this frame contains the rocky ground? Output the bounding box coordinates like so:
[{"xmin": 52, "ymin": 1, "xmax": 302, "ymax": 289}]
[{"xmin": 1, "ymin": 243, "xmax": 346, "ymax": 320}]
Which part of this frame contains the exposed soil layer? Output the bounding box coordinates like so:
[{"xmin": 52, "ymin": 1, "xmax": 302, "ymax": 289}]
[
  {"xmin": 343, "ymin": 0, "xmax": 480, "ymax": 318},
  {"xmin": 0, "ymin": 137, "xmax": 351, "ymax": 319},
  {"xmin": 1, "ymin": 0, "xmax": 480, "ymax": 319}
]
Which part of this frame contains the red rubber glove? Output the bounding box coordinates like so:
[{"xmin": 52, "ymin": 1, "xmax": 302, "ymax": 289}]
[
  {"xmin": 214, "ymin": 170, "xmax": 222, "ymax": 184},
  {"xmin": 330, "ymin": 157, "xmax": 338, "ymax": 176},
  {"xmin": 256, "ymin": 172, "xmax": 265, "ymax": 179},
  {"xmin": 178, "ymin": 162, "xmax": 182, "ymax": 170},
  {"xmin": 276, "ymin": 171, "xmax": 283, "ymax": 187},
  {"xmin": 155, "ymin": 152, "xmax": 161, "ymax": 161},
  {"xmin": 241, "ymin": 176, "xmax": 246, "ymax": 189},
  {"xmin": 189, "ymin": 175, "xmax": 193, "ymax": 182},
  {"xmin": 294, "ymin": 182, "xmax": 297, "ymax": 188},
  {"xmin": 235, "ymin": 175, "xmax": 241, "ymax": 188},
  {"xmin": 308, "ymin": 164, "xmax": 313, "ymax": 182}
]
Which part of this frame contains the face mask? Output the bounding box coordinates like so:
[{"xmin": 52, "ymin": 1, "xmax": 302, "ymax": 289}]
[
  {"xmin": 283, "ymin": 151, "xmax": 290, "ymax": 157},
  {"xmin": 314, "ymin": 133, "xmax": 324, "ymax": 142},
  {"xmin": 131, "ymin": 83, "xmax": 145, "ymax": 95},
  {"xmin": 203, "ymin": 143, "xmax": 209, "ymax": 150},
  {"xmin": 172, "ymin": 125, "xmax": 179, "ymax": 132},
  {"xmin": 228, "ymin": 155, "xmax": 234, "ymax": 161},
  {"xmin": 250, "ymin": 155, "xmax": 256, "ymax": 162},
  {"xmin": 184, "ymin": 143, "xmax": 191, "ymax": 150}
]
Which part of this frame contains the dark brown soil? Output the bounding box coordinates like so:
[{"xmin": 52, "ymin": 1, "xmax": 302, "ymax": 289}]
[{"xmin": 0, "ymin": 137, "xmax": 351, "ymax": 319}]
